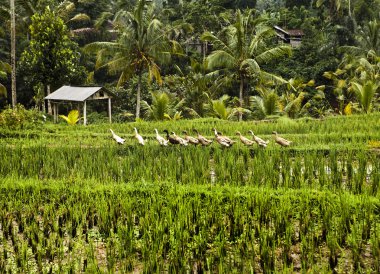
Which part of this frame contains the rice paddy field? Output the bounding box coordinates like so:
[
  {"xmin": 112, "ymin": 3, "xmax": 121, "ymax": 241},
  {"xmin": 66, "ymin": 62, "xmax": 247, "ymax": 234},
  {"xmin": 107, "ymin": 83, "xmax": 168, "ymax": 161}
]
[{"xmin": 1, "ymin": 114, "xmax": 380, "ymax": 273}]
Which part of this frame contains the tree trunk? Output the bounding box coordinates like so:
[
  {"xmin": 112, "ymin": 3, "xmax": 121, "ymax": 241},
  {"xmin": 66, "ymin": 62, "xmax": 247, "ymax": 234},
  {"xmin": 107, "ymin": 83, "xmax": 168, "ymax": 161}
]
[
  {"xmin": 239, "ymin": 77, "xmax": 244, "ymax": 121},
  {"xmin": 47, "ymin": 84, "xmax": 52, "ymax": 115},
  {"xmin": 348, "ymin": 0, "xmax": 351, "ymax": 17},
  {"xmin": 10, "ymin": 0, "xmax": 17, "ymax": 108},
  {"xmin": 136, "ymin": 73, "xmax": 142, "ymax": 119}
]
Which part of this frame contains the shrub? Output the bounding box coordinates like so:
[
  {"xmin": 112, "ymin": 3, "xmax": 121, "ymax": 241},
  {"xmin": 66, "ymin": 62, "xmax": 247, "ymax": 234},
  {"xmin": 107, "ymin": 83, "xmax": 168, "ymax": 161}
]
[{"xmin": 0, "ymin": 104, "xmax": 43, "ymax": 129}]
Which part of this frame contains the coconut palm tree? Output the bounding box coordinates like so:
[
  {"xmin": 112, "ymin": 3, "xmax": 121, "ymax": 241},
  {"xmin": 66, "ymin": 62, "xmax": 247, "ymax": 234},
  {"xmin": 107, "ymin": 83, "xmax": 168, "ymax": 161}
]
[
  {"xmin": 201, "ymin": 9, "xmax": 291, "ymax": 120},
  {"xmin": 315, "ymin": 0, "xmax": 351, "ymax": 19},
  {"xmin": 341, "ymin": 19, "xmax": 380, "ymax": 57},
  {"xmin": 84, "ymin": 0, "xmax": 180, "ymax": 119}
]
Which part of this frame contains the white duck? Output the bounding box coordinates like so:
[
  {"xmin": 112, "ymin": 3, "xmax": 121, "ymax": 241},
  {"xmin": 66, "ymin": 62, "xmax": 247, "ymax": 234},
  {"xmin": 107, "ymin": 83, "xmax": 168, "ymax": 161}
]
[
  {"xmin": 193, "ymin": 129, "xmax": 213, "ymax": 146},
  {"xmin": 236, "ymin": 131, "xmax": 255, "ymax": 146},
  {"xmin": 171, "ymin": 131, "xmax": 189, "ymax": 146},
  {"xmin": 248, "ymin": 130, "xmax": 269, "ymax": 148},
  {"xmin": 272, "ymin": 131, "xmax": 292, "ymax": 147},
  {"xmin": 110, "ymin": 129, "xmax": 125, "ymax": 145},
  {"xmin": 154, "ymin": 129, "xmax": 168, "ymax": 146},
  {"xmin": 182, "ymin": 130, "xmax": 199, "ymax": 145},
  {"xmin": 134, "ymin": 127, "xmax": 145, "ymax": 145},
  {"xmin": 212, "ymin": 128, "xmax": 235, "ymax": 147}
]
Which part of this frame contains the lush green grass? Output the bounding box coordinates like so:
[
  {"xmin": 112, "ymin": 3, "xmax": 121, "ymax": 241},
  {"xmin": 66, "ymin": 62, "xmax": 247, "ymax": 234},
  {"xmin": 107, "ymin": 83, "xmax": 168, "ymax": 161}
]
[
  {"xmin": 1, "ymin": 113, "xmax": 379, "ymax": 149},
  {"xmin": 0, "ymin": 113, "xmax": 379, "ymax": 272}
]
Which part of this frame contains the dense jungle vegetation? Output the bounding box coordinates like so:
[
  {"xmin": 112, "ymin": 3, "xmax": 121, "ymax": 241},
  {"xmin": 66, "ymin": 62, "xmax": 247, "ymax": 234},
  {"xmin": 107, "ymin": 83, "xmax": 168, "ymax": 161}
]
[{"xmin": 0, "ymin": 0, "xmax": 379, "ymax": 122}]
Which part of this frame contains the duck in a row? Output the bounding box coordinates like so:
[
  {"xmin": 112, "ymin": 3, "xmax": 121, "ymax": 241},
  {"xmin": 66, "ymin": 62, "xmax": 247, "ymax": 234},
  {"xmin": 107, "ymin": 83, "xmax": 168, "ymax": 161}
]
[{"xmin": 111, "ymin": 128, "xmax": 291, "ymax": 148}]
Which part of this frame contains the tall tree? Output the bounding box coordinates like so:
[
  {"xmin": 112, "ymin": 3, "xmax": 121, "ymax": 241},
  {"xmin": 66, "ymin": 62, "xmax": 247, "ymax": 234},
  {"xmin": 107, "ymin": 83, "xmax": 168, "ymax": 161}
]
[
  {"xmin": 85, "ymin": 0, "xmax": 179, "ymax": 118},
  {"xmin": 10, "ymin": 0, "xmax": 16, "ymax": 107},
  {"xmin": 20, "ymin": 6, "xmax": 85, "ymax": 113},
  {"xmin": 201, "ymin": 9, "xmax": 291, "ymax": 120}
]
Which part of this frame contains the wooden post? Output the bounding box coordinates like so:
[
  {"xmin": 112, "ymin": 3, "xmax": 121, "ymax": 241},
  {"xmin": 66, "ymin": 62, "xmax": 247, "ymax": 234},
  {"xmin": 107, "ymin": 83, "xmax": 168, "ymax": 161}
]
[
  {"xmin": 83, "ymin": 100, "xmax": 87, "ymax": 125},
  {"xmin": 54, "ymin": 103, "xmax": 58, "ymax": 123},
  {"xmin": 53, "ymin": 103, "xmax": 56, "ymax": 123},
  {"xmin": 108, "ymin": 98, "xmax": 112, "ymax": 123}
]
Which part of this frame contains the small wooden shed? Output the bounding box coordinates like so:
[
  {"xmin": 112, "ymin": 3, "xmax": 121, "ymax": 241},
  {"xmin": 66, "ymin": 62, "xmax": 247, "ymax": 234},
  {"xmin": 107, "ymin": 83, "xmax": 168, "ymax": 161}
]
[
  {"xmin": 44, "ymin": 86, "xmax": 113, "ymax": 125},
  {"xmin": 274, "ymin": 25, "xmax": 304, "ymax": 47}
]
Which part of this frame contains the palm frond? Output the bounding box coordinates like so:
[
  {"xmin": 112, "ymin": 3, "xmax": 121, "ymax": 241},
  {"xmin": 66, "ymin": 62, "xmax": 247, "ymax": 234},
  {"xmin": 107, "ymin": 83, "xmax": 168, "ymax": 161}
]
[
  {"xmin": 147, "ymin": 18, "xmax": 163, "ymax": 38},
  {"xmin": 259, "ymin": 71, "xmax": 288, "ymax": 85},
  {"xmin": 264, "ymin": 92, "xmax": 280, "ymax": 116},
  {"xmin": 212, "ymin": 100, "xmax": 228, "ymax": 120},
  {"xmin": 339, "ymin": 45, "xmax": 366, "ymax": 56},
  {"xmin": 141, "ymin": 100, "xmax": 154, "ymax": 119},
  {"xmin": 284, "ymin": 92, "xmax": 305, "ymax": 118},
  {"xmin": 83, "ymin": 42, "xmax": 126, "ymax": 54},
  {"xmin": 0, "ymin": 83, "xmax": 7, "ymax": 98},
  {"xmin": 351, "ymin": 81, "xmax": 378, "ymax": 113},
  {"xmin": 250, "ymin": 95, "xmax": 266, "ymax": 119},
  {"xmin": 249, "ymin": 25, "xmax": 274, "ymax": 54},
  {"xmin": 116, "ymin": 68, "xmax": 134, "ymax": 87},
  {"xmin": 107, "ymin": 56, "xmax": 130, "ymax": 74},
  {"xmin": 0, "ymin": 61, "xmax": 11, "ymax": 73},
  {"xmin": 69, "ymin": 13, "xmax": 91, "ymax": 22},
  {"xmin": 148, "ymin": 62, "xmax": 163, "ymax": 85},
  {"xmin": 94, "ymin": 12, "xmax": 113, "ymax": 29},
  {"xmin": 255, "ymin": 46, "xmax": 292, "ymax": 64},
  {"xmin": 206, "ymin": 50, "xmax": 236, "ymax": 70},
  {"xmin": 151, "ymin": 91, "xmax": 170, "ymax": 120},
  {"xmin": 59, "ymin": 110, "xmax": 81, "ymax": 125},
  {"xmin": 240, "ymin": 59, "xmax": 260, "ymax": 74},
  {"xmin": 201, "ymin": 31, "xmax": 233, "ymax": 55}
]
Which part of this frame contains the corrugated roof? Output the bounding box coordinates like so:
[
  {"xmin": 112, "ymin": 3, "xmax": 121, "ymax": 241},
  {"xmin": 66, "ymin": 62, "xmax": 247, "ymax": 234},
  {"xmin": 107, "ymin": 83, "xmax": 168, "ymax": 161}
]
[{"xmin": 44, "ymin": 86, "xmax": 105, "ymax": 102}]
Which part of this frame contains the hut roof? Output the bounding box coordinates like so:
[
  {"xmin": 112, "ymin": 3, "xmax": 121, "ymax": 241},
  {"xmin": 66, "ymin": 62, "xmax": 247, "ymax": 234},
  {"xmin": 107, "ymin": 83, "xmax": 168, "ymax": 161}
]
[{"xmin": 44, "ymin": 86, "xmax": 111, "ymax": 102}]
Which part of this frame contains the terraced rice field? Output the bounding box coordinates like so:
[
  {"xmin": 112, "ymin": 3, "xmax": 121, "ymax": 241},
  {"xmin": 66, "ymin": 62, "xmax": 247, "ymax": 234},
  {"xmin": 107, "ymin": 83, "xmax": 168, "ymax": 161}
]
[{"xmin": 0, "ymin": 114, "xmax": 379, "ymax": 273}]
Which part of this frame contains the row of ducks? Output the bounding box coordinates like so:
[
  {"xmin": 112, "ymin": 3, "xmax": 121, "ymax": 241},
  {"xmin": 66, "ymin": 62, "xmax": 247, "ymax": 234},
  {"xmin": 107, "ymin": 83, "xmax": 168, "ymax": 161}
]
[{"xmin": 110, "ymin": 128, "xmax": 292, "ymax": 148}]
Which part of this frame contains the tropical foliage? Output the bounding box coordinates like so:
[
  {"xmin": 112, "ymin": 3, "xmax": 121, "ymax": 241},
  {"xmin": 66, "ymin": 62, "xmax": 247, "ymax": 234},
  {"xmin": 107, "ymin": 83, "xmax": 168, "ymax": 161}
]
[
  {"xmin": 0, "ymin": 0, "xmax": 379, "ymax": 117},
  {"xmin": 201, "ymin": 9, "xmax": 291, "ymax": 120},
  {"xmin": 84, "ymin": 0, "xmax": 180, "ymax": 118},
  {"xmin": 19, "ymin": 6, "xmax": 86, "ymax": 112},
  {"xmin": 141, "ymin": 90, "xmax": 184, "ymax": 121}
]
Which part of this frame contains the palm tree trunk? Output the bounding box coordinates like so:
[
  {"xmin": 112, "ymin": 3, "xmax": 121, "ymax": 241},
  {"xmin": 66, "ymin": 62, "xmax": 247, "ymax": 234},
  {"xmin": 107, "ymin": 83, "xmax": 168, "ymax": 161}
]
[
  {"xmin": 47, "ymin": 84, "xmax": 52, "ymax": 115},
  {"xmin": 239, "ymin": 77, "xmax": 244, "ymax": 121},
  {"xmin": 136, "ymin": 73, "xmax": 142, "ymax": 119},
  {"xmin": 10, "ymin": 0, "xmax": 17, "ymax": 108}
]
